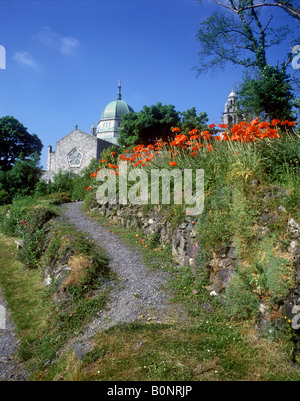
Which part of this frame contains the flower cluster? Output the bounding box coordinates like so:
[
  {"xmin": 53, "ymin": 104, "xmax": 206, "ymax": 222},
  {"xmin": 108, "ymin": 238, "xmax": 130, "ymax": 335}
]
[{"xmin": 86, "ymin": 118, "xmax": 295, "ymax": 188}]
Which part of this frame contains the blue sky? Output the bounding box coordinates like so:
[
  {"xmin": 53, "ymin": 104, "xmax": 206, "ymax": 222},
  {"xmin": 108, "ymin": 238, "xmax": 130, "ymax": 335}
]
[{"xmin": 0, "ymin": 0, "xmax": 299, "ymax": 169}]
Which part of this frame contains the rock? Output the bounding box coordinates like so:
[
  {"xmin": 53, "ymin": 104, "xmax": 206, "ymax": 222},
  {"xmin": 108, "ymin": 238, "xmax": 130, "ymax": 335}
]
[
  {"xmin": 72, "ymin": 342, "xmax": 91, "ymax": 361},
  {"xmin": 259, "ymin": 303, "xmax": 268, "ymax": 314},
  {"xmin": 288, "ymin": 240, "xmax": 299, "ymax": 253},
  {"xmin": 206, "ymin": 278, "xmax": 225, "ymax": 294},
  {"xmin": 218, "ymin": 258, "xmax": 232, "ymax": 269},
  {"xmin": 201, "ymin": 302, "xmax": 213, "ymax": 312},
  {"xmin": 227, "ymin": 246, "xmax": 238, "ymax": 259},
  {"xmin": 214, "ymin": 267, "xmax": 234, "ymax": 285},
  {"xmin": 277, "ymin": 205, "xmax": 287, "ymax": 214},
  {"xmin": 288, "ymin": 218, "xmax": 300, "ymax": 239},
  {"xmin": 283, "ymin": 295, "xmax": 300, "ymax": 320}
]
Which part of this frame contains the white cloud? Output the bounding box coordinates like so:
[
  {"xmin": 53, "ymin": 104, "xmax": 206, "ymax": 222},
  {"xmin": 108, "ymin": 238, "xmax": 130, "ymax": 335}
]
[
  {"xmin": 35, "ymin": 26, "xmax": 79, "ymax": 55},
  {"xmin": 60, "ymin": 36, "xmax": 80, "ymax": 55},
  {"xmin": 13, "ymin": 51, "xmax": 39, "ymax": 70}
]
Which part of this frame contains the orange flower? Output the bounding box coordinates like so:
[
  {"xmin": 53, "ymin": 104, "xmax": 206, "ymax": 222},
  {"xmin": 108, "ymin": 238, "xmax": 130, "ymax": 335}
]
[
  {"xmin": 101, "ymin": 159, "xmax": 106, "ymax": 163},
  {"xmin": 190, "ymin": 151, "xmax": 196, "ymax": 156},
  {"xmin": 169, "ymin": 161, "xmax": 177, "ymax": 166},
  {"xmin": 208, "ymin": 123, "xmax": 216, "ymax": 129},
  {"xmin": 110, "ymin": 152, "xmax": 116, "ymax": 156},
  {"xmin": 125, "ymin": 150, "xmax": 130, "ymax": 153},
  {"xmin": 86, "ymin": 186, "xmax": 92, "ymax": 191},
  {"xmin": 172, "ymin": 127, "xmax": 180, "ymax": 132}
]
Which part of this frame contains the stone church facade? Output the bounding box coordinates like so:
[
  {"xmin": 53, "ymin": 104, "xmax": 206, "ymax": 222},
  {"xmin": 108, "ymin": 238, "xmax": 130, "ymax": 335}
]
[
  {"xmin": 42, "ymin": 81, "xmax": 133, "ymax": 182},
  {"xmin": 222, "ymin": 87, "xmax": 239, "ymax": 126}
]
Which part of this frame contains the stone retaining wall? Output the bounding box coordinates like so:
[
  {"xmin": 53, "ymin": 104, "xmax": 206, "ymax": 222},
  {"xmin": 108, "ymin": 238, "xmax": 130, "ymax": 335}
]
[{"xmin": 93, "ymin": 202, "xmax": 198, "ymax": 267}]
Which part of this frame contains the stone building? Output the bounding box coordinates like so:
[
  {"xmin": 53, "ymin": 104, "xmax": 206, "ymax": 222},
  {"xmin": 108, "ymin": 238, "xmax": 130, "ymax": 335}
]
[
  {"xmin": 43, "ymin": 81, "xmax": 133, "ymax": 182},
  {"xmin": 222, "ymin": 87, "xmax": 239, "ymax": 126},
  {"xmin": 96, "ymin": 80, "xmax": 134, "ymax": 145}
]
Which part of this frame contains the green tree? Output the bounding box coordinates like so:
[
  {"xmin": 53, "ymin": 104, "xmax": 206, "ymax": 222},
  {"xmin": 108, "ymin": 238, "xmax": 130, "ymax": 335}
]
[
  {"xmin": 195, "ymin": 1, "xmax": 293, "ymax": 75},
  {"xmin": 0, "ymin": 116, "xmax": 43, "ymax": 171},
  {"xmin": 237, "ymin": 65, "xmax": 294, "ymax": 120},
  {"xmin": 179, "ymin": 107, "xmax": 209, "ymax": 134},
  {"xmin": 0, "ymin": 153, "xmax": 43, "ymax": 198},
  {"xmin": 118, "ymin": 103, "xmax": 180, "ymax": 146}
]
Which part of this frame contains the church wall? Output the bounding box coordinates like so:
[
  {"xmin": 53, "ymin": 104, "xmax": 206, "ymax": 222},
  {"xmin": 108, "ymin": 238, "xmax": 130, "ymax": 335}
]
[{"xmin": 53, "ymin": 130, "xmax": 99, "ymax": 174}]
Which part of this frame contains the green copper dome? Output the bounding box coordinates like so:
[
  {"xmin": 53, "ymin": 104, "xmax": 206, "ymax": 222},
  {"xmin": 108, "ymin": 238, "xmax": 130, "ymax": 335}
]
[
  {"xmin": 100, "ymin": 99, "xmax": 134, "ymax": 120},
  {"xmin": 100, "ymin": 80, "xmax": 134, "ymax": 120}
]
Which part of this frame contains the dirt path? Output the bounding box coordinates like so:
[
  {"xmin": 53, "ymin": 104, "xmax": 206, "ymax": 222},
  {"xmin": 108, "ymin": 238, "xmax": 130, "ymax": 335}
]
[
  {"xmin": 60, "ymin": 202, "xmax": 188, "ymax": 354},
  {"xmin": 0, "ymin": 290, "xmax": 28, "ymax": 381}
]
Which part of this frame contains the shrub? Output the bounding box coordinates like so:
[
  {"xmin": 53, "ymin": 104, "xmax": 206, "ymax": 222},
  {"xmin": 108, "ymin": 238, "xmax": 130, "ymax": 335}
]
[
  {"xmin": 17, "ymin": 206, "xmax": 57, "ymax": 268},
  {"xmin": 225, "ymin": 270, "xmax": 260, "ymax": 320},
  {"xmin": 0, "ymin": 189, "xmax": 12, "ymax": 205},
  {"xmin": 46, "ymin": 192, "xmax": 72, "ymax": 205},
  {"xmin": 190, "ymin": 242, "xmax": 210, "ymax": 288}
]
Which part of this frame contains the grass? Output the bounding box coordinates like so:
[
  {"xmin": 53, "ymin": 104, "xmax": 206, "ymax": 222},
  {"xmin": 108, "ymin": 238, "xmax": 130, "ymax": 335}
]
[
  {"xmin": 0, "ymin": 124, "xmax": 299, "ymax": 380},
  {"xmin": 0, "ymin": 220, "xmax": 111, "ymax": 378},
  {"xmin": 32, "ymin": 204, "xmax": 298, "ymax": 382},
  {"xmin": 0, "ymin": 205, "xmax": 300, "ymax": 380}
]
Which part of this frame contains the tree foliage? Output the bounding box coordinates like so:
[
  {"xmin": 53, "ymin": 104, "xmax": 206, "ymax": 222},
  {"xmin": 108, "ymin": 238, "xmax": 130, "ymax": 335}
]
[
  {"xmin": 118, "ymin": 103, "xmax": 181, "ymax": 147},
  {"xmin": 178, "ymin": 107, "xmax": 209, "ymax": 134},
  {"xmin": 202, "ymin": 1, "xmax": 300, "ymax": 21},
  {"xmin": 237, "ymin": 65, "xmax": 295, "ymax": 120},
  {"xmin": 0, "ymin": 153, "xmax": 43, "ymax": 198},
  {"xmin": 0, "ymin": 116, "xmax": 43, "ymax": 171},
  {"xmin": 195, "ymin": 2, "xmax": 292, "ymax": 75}
]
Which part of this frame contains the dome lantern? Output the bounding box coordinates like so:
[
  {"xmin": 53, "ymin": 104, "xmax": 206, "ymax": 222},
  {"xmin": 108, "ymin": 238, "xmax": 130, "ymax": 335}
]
[{"xmin": 96, "ymin": 81, "xmax": 134, "ymax": 145}]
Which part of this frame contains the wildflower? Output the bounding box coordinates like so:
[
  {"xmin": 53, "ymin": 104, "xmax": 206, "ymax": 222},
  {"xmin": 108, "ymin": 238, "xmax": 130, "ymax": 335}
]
[
  {"xmin": 101, "ymin": 159, "xmax": 106, "ymax": 163},
  {"xmin": 208, "ymin": 123, "xmax": 216, "ymax": 129},
  {"xmin": 86, "ymin": 186, "xmax": 92, "ymax": 191},
  {"xmin": 190, "ymin": 151, "xmax": 197, "ymax": 156},
  {"xmin": 110, "ymin": 152, "xmax": 116, "ymax": 156},
  {"xmin": 172, "ymin": 127, "xmax": 180, "ymax": 132},
  {"xmin": 169, "ymin": 161, "xmax": 177, "ymax": 166}
]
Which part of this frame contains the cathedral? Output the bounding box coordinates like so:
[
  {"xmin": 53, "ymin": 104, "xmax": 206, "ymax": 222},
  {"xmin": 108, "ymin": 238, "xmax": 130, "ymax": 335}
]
[
  {"xmin": 42, "ymin": 83, "xmax": 237, "ymax": 182},
  {"xmin": 42, "ymin": 81, "xmax": 133, "ymax": 182},
  {"xmin": 222, "ymin": 87, "xmax": 239, "ymax": 126}
]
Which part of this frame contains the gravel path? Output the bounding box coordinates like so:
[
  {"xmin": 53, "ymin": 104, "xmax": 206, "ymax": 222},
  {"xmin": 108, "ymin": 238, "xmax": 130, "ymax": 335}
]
[
  {"xmin": 0, "ymin": 290, "xmax": 28, "ymax": 381},
  {"xmin": 60, "ymin": 202, "xmax": 188, "ymax": 355},
  {"xmin": 0, "ymin": 200, "xmax": 188, "ymax": 376}
]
